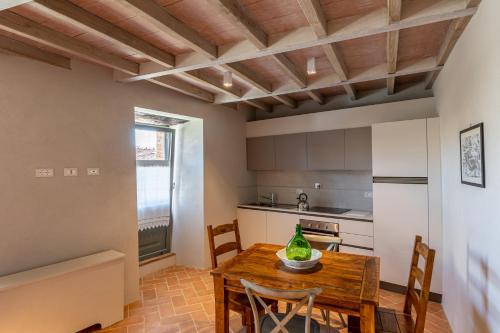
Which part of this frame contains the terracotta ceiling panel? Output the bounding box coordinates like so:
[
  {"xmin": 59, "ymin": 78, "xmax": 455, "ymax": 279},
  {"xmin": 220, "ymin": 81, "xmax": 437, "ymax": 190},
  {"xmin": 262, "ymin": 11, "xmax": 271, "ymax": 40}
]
[
  {"xmin": 353, "ymin": 78, "xmax": 386, "ymax": 92},
  {"xmin": 287, "ymin": 92, "xmax": 313, "ymax": 101},
  {"xmin": 318, "ymin": 85, "xmax": 346, "ymax": 96},
  {"xmin": 395, "ymin": 72, "xmax": 426, "ymax": 86},
  {"xmin": 239, "ymin": 56, "xmax": 290, "ymax": 88},
  {"xmin": 320, "ymin": 0, "xmax": 385, "ymax": 21},
  {"xmin": 398, "ymin": 21, "xmax": 451, "ymax": 66},
  {"xmin": 337, "ymin": 33, "xmax": 386, "ymax": 73},
  {"xmin": 154, "ymin": 0, "xmax": 246, "ymax": 46},
  {"xmin": 239, "ymin": 0, "xmax": 309, "ymax": 34}
]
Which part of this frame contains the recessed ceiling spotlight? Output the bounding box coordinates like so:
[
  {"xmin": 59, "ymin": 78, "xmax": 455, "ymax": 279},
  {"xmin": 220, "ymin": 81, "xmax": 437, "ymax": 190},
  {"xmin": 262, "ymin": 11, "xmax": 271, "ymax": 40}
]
[
  {"xmin": 307, "ymin": 57, "xmax": 316, "ymax": 75},
  {"xmin": 223, "ymin": 71, "xmax": 233, "ymax": 87}
]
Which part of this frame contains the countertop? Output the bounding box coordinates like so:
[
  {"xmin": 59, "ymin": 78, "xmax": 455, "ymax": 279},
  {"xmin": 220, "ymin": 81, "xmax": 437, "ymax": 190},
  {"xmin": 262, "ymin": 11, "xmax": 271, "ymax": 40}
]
[{"xmin": 238, "ymin": 204, "xmax": 373, "ymax": 222}]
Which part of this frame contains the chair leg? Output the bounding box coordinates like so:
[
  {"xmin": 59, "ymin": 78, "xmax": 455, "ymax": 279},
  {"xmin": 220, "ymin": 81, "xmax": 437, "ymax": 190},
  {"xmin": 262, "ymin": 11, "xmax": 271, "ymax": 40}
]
[
  {"xmin": 245, "ymin": 308, "xmax": 254, "ymax": 333},
  {"xmin": 338, "ymin": 312, "xmax": 347, "ymax": 328}
]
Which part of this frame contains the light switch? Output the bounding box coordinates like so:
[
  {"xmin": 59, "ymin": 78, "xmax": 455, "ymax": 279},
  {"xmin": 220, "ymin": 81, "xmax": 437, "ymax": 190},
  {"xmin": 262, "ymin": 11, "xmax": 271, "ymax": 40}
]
[
  {"xmin": 87, "ymin": 168, "xmax": 100, "ymax": 176},
  {"xmin": 64, "ymin": 168, "xmax": 78, "ymax": 177},
  {"xmin": 35, "ymin": 168, "xmax": 54, "ymax": 178}
]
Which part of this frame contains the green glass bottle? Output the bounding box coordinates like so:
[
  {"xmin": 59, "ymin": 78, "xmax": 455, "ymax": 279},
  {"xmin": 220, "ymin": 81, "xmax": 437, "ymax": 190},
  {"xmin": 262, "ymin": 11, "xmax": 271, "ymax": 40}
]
[{"xmin": 286, "ymin": 224, "xmax": 312, "ymax": 261}]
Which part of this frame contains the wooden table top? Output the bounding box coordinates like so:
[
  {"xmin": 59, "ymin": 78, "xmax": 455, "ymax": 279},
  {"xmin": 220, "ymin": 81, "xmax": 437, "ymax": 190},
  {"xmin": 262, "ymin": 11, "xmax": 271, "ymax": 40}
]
[{"xmin": 211, "ymin": 243, "xmax": 380, "ymax": 312}]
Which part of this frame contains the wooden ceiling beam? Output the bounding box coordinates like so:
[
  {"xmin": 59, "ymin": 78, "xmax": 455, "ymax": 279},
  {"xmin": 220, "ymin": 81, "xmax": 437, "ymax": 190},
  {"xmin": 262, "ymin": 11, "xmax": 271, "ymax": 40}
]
[
  {"xmin": 182, "ymin": 70, "xmax": 243, "ymax": 98},
  {"xmin": 0, "ymin": 11, "xmax": 139, "ymax": 74},
  {"xmin": 0, "ymin": 12, "xmax": 215, "ymax": 102},
  {"xmin": 208, "ymin": 0, "xmax": 267, "ymax": 49},
  {"xmin": 306, "ymin": 90, "xmax": 325, "ymax": 104},
  {"xmin": 425, "ymin": 0, "xmax": 480, "ymax": 89},
  {"xmin": 149, "ymin": 76, "xmax": 214, "ymax": 102},
  {"xmin": 120, "ymin": 0, "xmax": 277, "ymax": 107},
  {"xmin": 273, "ymin": 95, "xmax": 297, "ymax": 108},
  {"xmin": 387, "ymin": 0, "xmax": 402, "ymax": 95},
  {"xmin": 0, "ymin": 34, "xmax": 71, "ymax": 69},
  {"xmin": 119, "ymin": 0, "xmax": 216, "ymax": 60},
  {"xmin": 31, "ymin": 0, "xmax": 175, "ymax": 67},
  {"xmin": 118, "ymin": 0, "xmax": 476, "ymax": 83},
  {"xmin": 297, "ymin": 0, "xmax": 357, "ymax": 100},
  {"xmin": 210, "ymin": 0, "xmax": 307, "ymax": 89},
  {"xmin": 244, "ymin": 99, "xmax": 272, "ymax": 112},
  {"xmin": 220, "ymin": 63, "xmax": 272, "ymax": 93},
  {"xmin": 215, "ymin": 57, "xmax": 441, "ymax": 104}
]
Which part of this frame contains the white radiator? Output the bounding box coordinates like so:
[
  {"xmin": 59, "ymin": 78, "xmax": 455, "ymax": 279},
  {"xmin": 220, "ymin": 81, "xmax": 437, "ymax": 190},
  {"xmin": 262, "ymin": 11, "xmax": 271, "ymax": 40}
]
[{"xmin": 0, "ymin": 250, "xmax": 125, "ymax": 333}]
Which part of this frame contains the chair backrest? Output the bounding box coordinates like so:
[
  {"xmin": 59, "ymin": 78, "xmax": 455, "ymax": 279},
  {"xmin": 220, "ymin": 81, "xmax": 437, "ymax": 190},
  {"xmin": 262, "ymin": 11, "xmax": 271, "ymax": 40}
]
[
  {"xmin": 241, "ymin": 279, "xmax": 322, "ymax": 333},
  {"xmin": 207, "ymin": 219, "xmax": 242, "ymax": 269},
  {"xmin": 404, "ymin": 235, "xmax": 436, "ymax": 333},
  {"xmin": 326, "ymin": 236, "xmax": 342, "ymax": 252}
]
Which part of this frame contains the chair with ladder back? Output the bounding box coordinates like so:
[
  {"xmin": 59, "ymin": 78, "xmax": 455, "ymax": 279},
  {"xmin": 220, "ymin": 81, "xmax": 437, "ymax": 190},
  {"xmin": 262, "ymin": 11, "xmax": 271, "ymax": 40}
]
[
  {"xmin": 375, "ymin": 235, "xmax": 436, "ymax": 333},
  {"xmin": 207, "ymin": 220, "xmax": 278, "ymax": 333}
]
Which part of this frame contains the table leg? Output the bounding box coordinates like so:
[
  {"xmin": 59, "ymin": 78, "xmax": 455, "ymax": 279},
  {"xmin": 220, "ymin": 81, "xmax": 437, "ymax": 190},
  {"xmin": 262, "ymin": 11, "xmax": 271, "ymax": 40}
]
[
  {"xmin": 360, "ymin": 303, "xmax": 376, "ymax": 333},
  {"xmin": 213, "ymin": 275, "xmax": 229, "ymax": 333}
]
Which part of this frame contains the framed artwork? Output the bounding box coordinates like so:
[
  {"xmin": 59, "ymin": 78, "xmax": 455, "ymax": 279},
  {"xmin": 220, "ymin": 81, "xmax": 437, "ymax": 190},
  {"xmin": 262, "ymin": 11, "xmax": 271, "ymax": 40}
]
[{"xmin": 460, "ymin": 123, "xmax": 485, "ymax": 188}]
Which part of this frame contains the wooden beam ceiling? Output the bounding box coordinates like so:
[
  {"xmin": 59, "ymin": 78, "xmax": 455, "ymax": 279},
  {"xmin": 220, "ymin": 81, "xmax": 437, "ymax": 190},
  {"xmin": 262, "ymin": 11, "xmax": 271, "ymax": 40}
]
[
  {"xmin": 0, "ymin": 0, "xmax": 481, "ymax": 109},
  {"xmin": 425, "ymin": 0, "xmax": 481, "ymax": 89},
  {"xmin": 215, "ymin": 57, "xmax": 441, "ymax": 104},
  {"xmin": 297, "ymin": 0, "xmax": 357, "ymax": 100},
  {"xmin": 120, "ymin": 0, "xmax": 476, "ymax": 82},
  {"xmin": 0, "ymin": 11, "xmax": 139, "ymax": 74},
  {"xmin": 31, "ymin": 0, "xmax": 175, "ymax": 67},
  {"xmin": 209, "ymin": 0, "xmax": 304, "ymax": 107},
  {"xmin": 29, "ymin": 0, "xmax": 248, "ymax": 104},
  {"xmin": 0, "ymin": 34, "xmax": 71, "ymax": 69},
  {"xmin": 120, "ymin": 0, "xmax": 274, "ymax": 108},
  {"xmin": 387, "ymin": 0, "xmax": 402, "ymax": 95}
]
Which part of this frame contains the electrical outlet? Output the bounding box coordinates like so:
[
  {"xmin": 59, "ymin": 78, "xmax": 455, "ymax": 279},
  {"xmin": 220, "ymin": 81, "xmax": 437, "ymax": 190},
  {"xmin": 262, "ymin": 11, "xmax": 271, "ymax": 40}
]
[
  {"xmin": 64, "ymin": 168, "xmax": 78, "ymax": 177},
  {"xmin": 87, "ymin": 168, "xmax": 100, "ymax": 176},
  {"xmin": 314, "ymin": 183, "xmax": 321, "ymax": 189},
  {"xmin": 35, "ymin": 168, "xmax": 54, "ymax": 178}
]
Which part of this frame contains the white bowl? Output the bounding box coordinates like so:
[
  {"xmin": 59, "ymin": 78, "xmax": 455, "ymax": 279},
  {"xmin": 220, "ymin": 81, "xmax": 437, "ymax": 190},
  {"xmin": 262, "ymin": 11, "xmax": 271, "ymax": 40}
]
[{"xmin": 276, "ymin": 248, "xmax": 322, "ymax": 270}]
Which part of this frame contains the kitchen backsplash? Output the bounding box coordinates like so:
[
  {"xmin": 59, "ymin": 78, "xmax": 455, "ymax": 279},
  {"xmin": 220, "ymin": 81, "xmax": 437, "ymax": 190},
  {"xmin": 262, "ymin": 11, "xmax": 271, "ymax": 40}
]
[{"xmin": 254, "ymin": 170, "xmax": 373, "ymax": 211}]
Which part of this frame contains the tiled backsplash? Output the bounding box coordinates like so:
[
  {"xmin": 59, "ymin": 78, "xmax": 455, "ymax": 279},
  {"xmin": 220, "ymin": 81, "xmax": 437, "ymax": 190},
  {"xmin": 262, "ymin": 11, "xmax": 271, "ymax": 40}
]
[{"xmin": 255, "ymin": 171, "xmax": 373, "ymax": 211}]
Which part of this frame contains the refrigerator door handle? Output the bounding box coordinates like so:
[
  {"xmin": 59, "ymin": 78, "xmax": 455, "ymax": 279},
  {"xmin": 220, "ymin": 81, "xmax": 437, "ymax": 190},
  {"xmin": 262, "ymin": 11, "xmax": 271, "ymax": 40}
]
[{"xmin": 373, "ymin": 177, "xmax": 428, "ymax": 184}]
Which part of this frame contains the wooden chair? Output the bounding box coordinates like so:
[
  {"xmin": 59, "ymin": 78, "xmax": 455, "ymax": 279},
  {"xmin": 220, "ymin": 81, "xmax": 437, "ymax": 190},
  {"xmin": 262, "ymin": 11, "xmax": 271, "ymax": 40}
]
[
  {"xmin": 207, "ymin": 220, "xmax": 277, "ymax": 333},
  {"xmin": 241, "ymin": 278, "xmax": 322, "ymax": 333},
  {"xmin": 375, "ymin": 235, "xmax": 436, "ymax": 333}
]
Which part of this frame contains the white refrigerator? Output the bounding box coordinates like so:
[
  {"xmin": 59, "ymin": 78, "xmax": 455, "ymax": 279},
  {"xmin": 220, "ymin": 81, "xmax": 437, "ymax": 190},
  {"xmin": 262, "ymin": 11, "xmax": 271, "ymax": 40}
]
[{"xmin": 372, "ymin": 118, "xmax": 442, "ymax": 294}]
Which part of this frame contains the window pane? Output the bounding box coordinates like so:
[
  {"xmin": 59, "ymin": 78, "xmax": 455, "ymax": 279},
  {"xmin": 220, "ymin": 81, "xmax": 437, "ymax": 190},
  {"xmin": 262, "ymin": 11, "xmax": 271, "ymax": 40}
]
[{"xmin": 135, "ymin": 129, "xmax": 165, "ymax": 160}]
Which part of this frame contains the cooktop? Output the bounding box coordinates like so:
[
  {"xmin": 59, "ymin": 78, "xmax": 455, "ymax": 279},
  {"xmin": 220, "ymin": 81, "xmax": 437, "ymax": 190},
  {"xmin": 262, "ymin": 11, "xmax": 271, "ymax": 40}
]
[{"xmin": 309, "ymin": 207, "xmax": 351, "ymax": 215}]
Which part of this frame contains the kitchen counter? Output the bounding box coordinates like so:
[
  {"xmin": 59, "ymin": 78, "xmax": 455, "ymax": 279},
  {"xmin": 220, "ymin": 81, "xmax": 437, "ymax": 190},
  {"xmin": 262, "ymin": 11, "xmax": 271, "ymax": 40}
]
[{"xmin": 238, "ymin": 204, "xmax": 373, "ymax": 222}]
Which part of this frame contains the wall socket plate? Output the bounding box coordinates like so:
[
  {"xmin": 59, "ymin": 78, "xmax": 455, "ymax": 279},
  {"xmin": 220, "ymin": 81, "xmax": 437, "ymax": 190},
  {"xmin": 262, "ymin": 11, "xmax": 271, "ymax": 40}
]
[
  {"xmin": 35, "ymin": 168, "xmax": 54, "ymax": 178},
  {"xmin": 64, "ymin": 168, "xmax": 78, "ymax": 177},
  {"xmin": 314, "ymin": 183, "xmax": 321, "ymax": 189},
  {"xmin": 87, "ymin": 168, "xmax": 100, "ymax": 176}
]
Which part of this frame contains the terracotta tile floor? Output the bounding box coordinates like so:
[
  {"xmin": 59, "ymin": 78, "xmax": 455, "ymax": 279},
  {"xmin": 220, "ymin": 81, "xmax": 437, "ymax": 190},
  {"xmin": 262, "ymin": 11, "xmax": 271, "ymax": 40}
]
[{"xmin": 97, "ymin": 266, "xmax": 452, "ymax": 333}]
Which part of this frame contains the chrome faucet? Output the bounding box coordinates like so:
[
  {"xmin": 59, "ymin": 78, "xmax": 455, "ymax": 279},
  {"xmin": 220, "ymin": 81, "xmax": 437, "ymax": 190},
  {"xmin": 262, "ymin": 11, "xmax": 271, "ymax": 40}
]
[{"xmin": 260, "ymin": 192, "xmax": 277, "ymax": 206}]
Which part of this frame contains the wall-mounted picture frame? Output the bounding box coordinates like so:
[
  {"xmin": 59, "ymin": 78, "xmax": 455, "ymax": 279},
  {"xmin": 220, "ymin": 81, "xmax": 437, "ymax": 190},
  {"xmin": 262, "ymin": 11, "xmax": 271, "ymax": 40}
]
[{"xmin": 460, "ymin": 123, "xmax": 485, "ymax": 188}]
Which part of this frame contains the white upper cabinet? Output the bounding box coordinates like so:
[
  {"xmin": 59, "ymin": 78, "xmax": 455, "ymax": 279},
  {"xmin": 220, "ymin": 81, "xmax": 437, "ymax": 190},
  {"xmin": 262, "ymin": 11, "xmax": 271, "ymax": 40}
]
[{"xmin": 372, "ymin": 119, "xmax": 428, "ymax": 177}]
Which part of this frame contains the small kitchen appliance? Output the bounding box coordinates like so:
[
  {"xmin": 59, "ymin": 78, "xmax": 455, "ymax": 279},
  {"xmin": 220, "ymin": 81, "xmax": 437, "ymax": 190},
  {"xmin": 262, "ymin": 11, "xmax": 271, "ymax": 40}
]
[{"xmin": 296, "ymin": 193, "xmax": 310, "ymax": 211}]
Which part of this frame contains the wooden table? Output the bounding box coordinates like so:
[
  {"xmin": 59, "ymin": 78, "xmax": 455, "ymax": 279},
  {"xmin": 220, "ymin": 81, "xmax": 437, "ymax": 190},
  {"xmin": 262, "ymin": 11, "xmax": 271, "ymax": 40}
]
[{"xmin": 211, "ymin": 243, "xmax": 380, "ymax": 333}]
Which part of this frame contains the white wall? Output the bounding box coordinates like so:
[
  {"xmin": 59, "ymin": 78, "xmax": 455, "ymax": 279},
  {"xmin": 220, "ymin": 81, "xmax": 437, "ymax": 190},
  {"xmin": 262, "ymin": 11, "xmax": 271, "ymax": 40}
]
[
  {"xmin": 172, "ymin": 119, "xmax": 205, "ymax": 268},
  {"xmin": 434, "ymin": 0, "xmax": 500, "ymax": 332},
  {"xmin": 0, "ymin": 54, "xmax": 254, "ymax": 303},
  {"xmin": 247, "ymin": 97, "xmax": 436, "ymax": 137}
]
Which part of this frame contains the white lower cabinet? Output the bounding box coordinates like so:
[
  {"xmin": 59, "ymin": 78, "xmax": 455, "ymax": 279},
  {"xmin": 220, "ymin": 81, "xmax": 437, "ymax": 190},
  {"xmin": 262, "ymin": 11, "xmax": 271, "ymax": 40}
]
[
  {"xmin": 237, "ymin": 209, "xmax": 267, "ymax": 249},
  {"xmin": 267, "ymin": 212, "xmax": 299, "ymax": 246}
]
